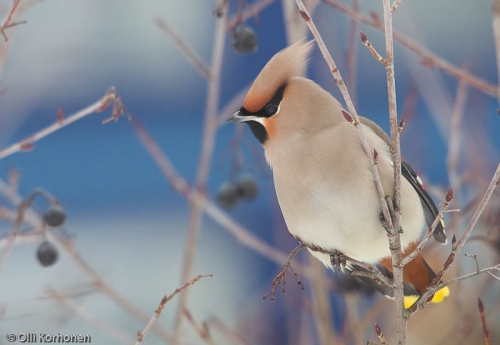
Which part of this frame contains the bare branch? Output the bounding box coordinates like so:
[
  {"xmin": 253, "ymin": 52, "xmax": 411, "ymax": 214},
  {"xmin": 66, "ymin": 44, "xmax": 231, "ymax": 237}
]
[
  {"xmin": 401, "ymin": 188, "xmax": 452, "ymax": 266},
  {"xmin": 492, "ymin": 0, "xmax": 500, "ymax": 99},
  {"xmin": 47, "ymin": 288, "xmax": 134, "ymax": 344},
  {"xmin": 345, "ymin": 0, "xmax": 360, "ymax": 104},
  {"xmin": 464, "ymin": 253, "xmax": 480, "ymax": 273},
  {"xmin": 131, "ymin": 120, "xmax": 293, "ymax": 268},
  {"xmin": 205, "ymin": 317, "xmax": 251, "ymax": 345},
  {"xmin": 135, "ymin": 275, "xmax": 212, "ymax": 345},
  {"xmin": 360, "ymin": 31, "xmax": 387, "ymax": 65},
  {"xmin": 183, "ymin": 308, "xmax": 216, "ymax": 345},
  {"xmin": 263, "ymin": 243, "xmax": 306, "ymax": 300},
  {"xmin": 227, "ymin": 0, "xmax": 274, "ymax": 31},
  {"xmin": 0, "ymin": 0, "xmax": 26, "ymax": 42},
  {"xmin": 410, "ymin": 163, "xmax": 500, "ymax": 316},
  {"xmin": 156, "ymin": 19, "xmax": 212, "ymax": 81},
  {"xmin": 0, "ymin": 88, "xmax": 123, "ymax": 160},
  {"xmin": 390, "ymin": 0, "xmax": 403, "ymax": 15},
  {"xmin": 322, "ymin": 0, "xmax": 499, "ymax": 97},
  {"xmin": 437, "ymin": 264, "xmax": 500, "ymax": 290},
  {"xmin": 173, "ymin": 5, "xmax": 229, "ymax": 341}
]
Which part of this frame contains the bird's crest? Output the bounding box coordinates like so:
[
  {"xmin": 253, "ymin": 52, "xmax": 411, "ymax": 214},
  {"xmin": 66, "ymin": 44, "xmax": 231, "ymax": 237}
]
[{"xmin": 243, "ymin": 39, "xmax": 314, "ymax": 113}]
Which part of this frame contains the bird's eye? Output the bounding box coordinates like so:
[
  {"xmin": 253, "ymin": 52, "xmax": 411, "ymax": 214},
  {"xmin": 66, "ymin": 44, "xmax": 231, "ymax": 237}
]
[{"xmin": 265, "ymin": 103, "xmax": 279, "ymax": 115}]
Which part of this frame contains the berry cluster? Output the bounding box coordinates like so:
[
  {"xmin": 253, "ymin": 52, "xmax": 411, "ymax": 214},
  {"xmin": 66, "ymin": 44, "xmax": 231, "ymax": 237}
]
[
  {"xmin": 36, "ymin": 206, "xmax": 66, "ymax": 267},
  {"xmin": 216, "ymin": 175, "xmax": 258, "ymax": 210}
]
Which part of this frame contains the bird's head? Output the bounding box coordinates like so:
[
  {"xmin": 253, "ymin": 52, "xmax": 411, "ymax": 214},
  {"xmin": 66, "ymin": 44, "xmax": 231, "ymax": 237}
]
[{"xmin": 227, "ymin": 40, "xmax": 342, "ymax": 145}]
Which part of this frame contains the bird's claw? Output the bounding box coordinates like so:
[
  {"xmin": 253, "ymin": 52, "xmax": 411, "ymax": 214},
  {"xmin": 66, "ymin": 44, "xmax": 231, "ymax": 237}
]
[{"xmin": 330, "ymin": 250, "xmax": 347, "ymax": 271}]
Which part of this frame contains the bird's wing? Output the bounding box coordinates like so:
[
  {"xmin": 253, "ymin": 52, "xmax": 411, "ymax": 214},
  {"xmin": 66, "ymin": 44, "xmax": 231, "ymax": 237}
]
[
  {"xmin": 401, "ymin": 161, "xmax": 446, "ymax": 243},
  {"xmin": 359, "ymin": 116, "xmax": 446, "ymax": 243}
]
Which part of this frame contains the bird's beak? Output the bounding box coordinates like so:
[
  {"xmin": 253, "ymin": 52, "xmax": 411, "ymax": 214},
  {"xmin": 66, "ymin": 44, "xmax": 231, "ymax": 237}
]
[{"xmin": 226, "ymin": 110, "xmax": 258, "ymax": 123}]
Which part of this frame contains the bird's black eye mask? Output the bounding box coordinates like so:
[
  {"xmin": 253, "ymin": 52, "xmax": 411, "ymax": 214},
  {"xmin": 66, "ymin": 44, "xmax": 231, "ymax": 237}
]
[
  {"xmin": 239, "ymin": 83, "xmax": 287, "ymax": 118},
  {"xmin": 239, "ymin": 84, "xmax": 286, "ymax": 145}
]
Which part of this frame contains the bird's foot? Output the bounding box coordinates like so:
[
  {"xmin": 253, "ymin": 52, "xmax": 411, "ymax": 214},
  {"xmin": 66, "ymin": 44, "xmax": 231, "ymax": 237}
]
[
  {"xmin": 263, "ymin": 243, "xmax": 306, "ymax": 300},
  {"xmin": 330, "ymin": 250, "xmax": 347, "ymax": 271}
]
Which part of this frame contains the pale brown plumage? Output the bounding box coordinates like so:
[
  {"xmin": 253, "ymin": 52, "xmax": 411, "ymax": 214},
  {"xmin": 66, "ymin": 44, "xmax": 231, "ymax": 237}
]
[{"xmin": 227, "ymin": 39, "xmax": 449, "ymax": 304}]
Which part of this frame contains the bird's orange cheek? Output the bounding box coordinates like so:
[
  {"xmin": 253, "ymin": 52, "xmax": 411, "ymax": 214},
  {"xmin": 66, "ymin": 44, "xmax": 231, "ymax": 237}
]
[{"xmin": 262, "ymin": 118, "xmax": 277, "ymax": 140}]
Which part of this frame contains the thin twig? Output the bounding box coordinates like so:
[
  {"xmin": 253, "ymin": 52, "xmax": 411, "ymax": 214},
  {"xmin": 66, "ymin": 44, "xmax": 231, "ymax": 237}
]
[
  {"xmin": 131, "ymin": 120, "xmax": 294, "ymax": 268},
  {"xmin": 492, "ymin": 0, "xmax": 500, "ymax": 99},
  {"xmin": 135, "ymin": 275, "xmax": 212, "ymax": 345},
  {"xmin": 156, "ymin": 19, "xmax": 212, "ymax": 81},
  {"xmin": 464, "ymin": 253, "xmax": 480, "ymax": 273},
  {"xmin": 487, "ymin": 271, "xmax": 500, "ymax": 282},
  {"xmin": 390, "ymin": 0, "xmax": 402, "ymax": 15},
  {"xmin": 227, "ymin": 0, "xmax": 275, "ymax": 31},
  {"xmin": 436, "ymin": 264, "xmax": 500, "ymax": 290},
  {"xmin": 172, "ymin": 6, "xmax": 228, "ymax": 342},
  {"xmin": 183, "ymin": 308, "xmax": 216, "ymax": 345},
  {"xmin": 345, "ymin": 0, "xmax": 360, "ymax": 104},
  {"xmin": 308, "ymin": 257, "xmax": 336, "ymax": 343},
  {"xmin": 322, "ymin": 0, "xmax": 499, "ymax": 97},
  {"xmin": 263, "ymin": 243, "xmax": 306, "ymax": 300},
  {"xmin": 206, "ymin": 316, "xmax": 251, "ymax": 345},
  {"xmin": 0, "ymin": 0, "xmax": 26, "ymax": 42},
  {"xmin": 47, "ymin": 288, "xmax": 134, "ymax": 345},
  {"xmin": 410, "ymin": 163, "xmax": 500, "ymax": 316},
  {"xmin": 0, "ymin": 87, "xmax": 123, "ymax": 160},
  {"xmin": 360, "ymin": 31, "xmax": 386, "ymax": 65},
  {"xmin": 400, "ymin": 188, "xmax": 452, "ymax": 266},
  {"xmin": 0, "ymin": 180, "xmax": 176, "ymax": 341},
  {"xmin": 0, "ymin": 189, "xmax": 58, "ymax": 273}
]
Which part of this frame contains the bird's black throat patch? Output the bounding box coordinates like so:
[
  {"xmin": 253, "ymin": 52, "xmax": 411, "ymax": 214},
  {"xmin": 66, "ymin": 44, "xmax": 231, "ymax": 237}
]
[{"xmin": 245, "ymin": 121, "xmax": 268, "ymax": 144}]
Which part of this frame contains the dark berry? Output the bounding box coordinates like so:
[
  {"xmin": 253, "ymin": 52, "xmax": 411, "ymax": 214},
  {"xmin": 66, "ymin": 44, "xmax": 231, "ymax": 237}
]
[
  {"xmin": 37, "ymin": 241, "xmax": 58, "ymax": 267},
  {"xmin": 43, "ymin": 206, "xmax": 66, "ymax": 227},
  {"xmin": 232, "ymin": 25, "xmax": 258, "ymax": 54},
  {"xmin": 236, "ymin": 176, "xmax": 259, "ymax": 201},
  {"xmin": 216, "ymin": 182, "xmax": 239, "ymax": 209}
]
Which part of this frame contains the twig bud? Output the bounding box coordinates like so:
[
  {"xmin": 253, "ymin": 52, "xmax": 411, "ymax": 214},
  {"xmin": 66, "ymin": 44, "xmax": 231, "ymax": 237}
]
[
  {"xmin": 57, "ymin": 108, "xmax": 64, "ymax": 124},
  {"xmin": 20, "ymin": 141, "xmax": 35, "ymax": 152},
  {"xmin": 373, "ymin": 149, "xmax": 379, "ymax": 163},
  {"xmin": 446, "ymin": 188, "xmax": 454, "ymax": 203},
  {"xmin": 375, "ymin": 323, "xmax": 382, "ymax": 336},
  {"xmin": 299, "ymin": 10, "xmax": 310, "ymax": 21},
  {"xmin": 342, "ymin": 110, "xmax": 354, "ymax": 124},
  {"xmin": 452, "ymin": 235, "xmax": 457, "ymax": 250},
  {"xmin": 398, "ymin": 118, "xmax": 405, "ymax": 132},
  {"xmin": 360, "ymin": 31, "xmax": 368, "ymax": 43}
]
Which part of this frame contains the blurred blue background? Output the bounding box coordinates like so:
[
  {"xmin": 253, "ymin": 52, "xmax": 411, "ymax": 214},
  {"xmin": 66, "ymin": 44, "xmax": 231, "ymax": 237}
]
[{"xmin": 0, "ymin": 0, "xmax": 498, "ymax": 344}]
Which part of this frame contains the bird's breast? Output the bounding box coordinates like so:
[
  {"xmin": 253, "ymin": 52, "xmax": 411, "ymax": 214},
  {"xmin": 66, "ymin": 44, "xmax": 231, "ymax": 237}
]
[{"xmin": 267, "ymin": 123, "xmax": 424, "ymax": 265}]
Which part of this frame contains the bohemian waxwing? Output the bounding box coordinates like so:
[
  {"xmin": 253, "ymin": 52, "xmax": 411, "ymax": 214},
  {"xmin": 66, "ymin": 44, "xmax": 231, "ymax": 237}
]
[{"xmin": 227, "ymin": 40, "xmax": 449, "ymax": 306}]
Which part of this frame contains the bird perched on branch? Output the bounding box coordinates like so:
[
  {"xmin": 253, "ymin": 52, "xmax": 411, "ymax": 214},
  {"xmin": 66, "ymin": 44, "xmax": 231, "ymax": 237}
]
[{"xmin": 227, "ymin": 40, "xmax": 449, "ymax": 307}]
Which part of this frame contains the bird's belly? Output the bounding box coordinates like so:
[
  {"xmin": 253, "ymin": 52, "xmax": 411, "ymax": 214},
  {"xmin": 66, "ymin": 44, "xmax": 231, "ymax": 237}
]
[
  {"xmin": 282, "ymin": 195, "xmax": 392, "ymax": 263},
  {"xmin": 275, "ymin": 176, "xmax": 423, "ymax": 266}
]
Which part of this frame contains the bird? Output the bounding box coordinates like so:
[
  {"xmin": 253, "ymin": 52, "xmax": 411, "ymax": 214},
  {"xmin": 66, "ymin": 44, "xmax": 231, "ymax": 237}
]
[{"xmin": 227, "ymin": 39, "xmax": 449, "ymax": 307}]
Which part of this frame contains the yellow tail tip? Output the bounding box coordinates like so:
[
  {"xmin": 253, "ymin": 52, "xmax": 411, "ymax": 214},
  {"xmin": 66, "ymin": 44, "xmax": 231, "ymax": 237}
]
[
  {"xmin": 403, "ymin": 287, "xmax": 450, "ymax": 308},
  {"xmin": 431, "ymin": 286, "xmax": 450, "ymax": 303},
  {"xmin": 404, "ymin": 296, "xmax": 418, "ymax": 309}
]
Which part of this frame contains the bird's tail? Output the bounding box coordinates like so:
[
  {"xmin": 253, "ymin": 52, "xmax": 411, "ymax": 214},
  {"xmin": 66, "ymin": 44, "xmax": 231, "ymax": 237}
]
[{"xmin": 347, "ymin": 253, "xmax": 449, "ymax": 308}]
